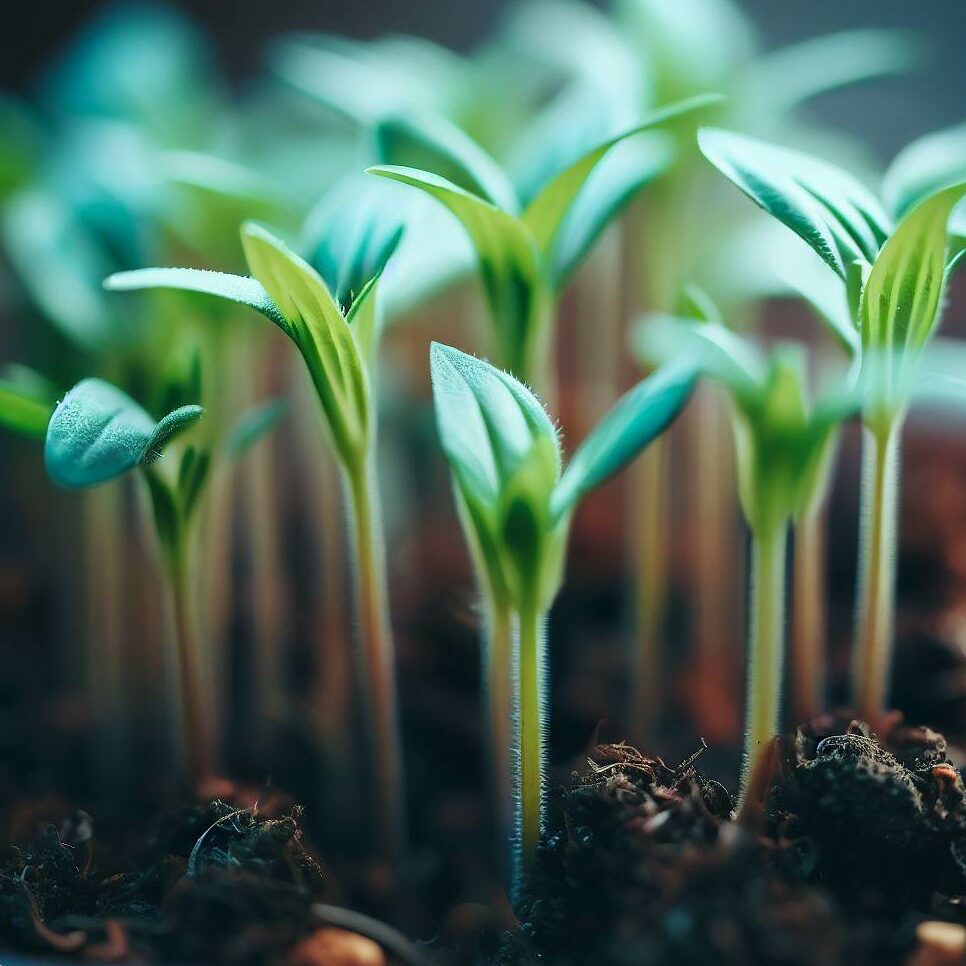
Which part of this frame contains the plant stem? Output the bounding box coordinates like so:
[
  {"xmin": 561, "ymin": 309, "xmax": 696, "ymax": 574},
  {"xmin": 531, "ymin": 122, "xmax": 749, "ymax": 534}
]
[
  {"xmin": 167, "ymin": 532, "xmax": 217, "ymax": 788},
  {"xmin": 854, "ymin": 420, "xmax": 902, "ymax": 723},
  {"xmin": 631, "ymin": 435, "xmax": 669, "ymax": 743},
  {"xmin": 345, "ymin": 455, "xmax": 404, "ymax": 867},
  {"xmin": 516, "ymin": 602, "xmax": 546, "ymax": 887},
  {"xmin": 483, "ymin": 596, "xmax": 515, "ymax": 879},
  {"xmin": 741, "ymin": 524, "xmax": 787, "ymax": 797},
  {"xmin": 792, "ymin": 508, "xmax": 826, "ymax": 724}
]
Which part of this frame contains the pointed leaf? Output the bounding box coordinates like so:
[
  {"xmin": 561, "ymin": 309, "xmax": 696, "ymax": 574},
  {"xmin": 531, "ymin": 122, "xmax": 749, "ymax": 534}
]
[
  {"xmin": 860, "ymin": 181, "xmax": 966, "ymax": 355},
  {"xmin": 523, "ymin": 94, "xmax": 722, "ymax": 260},
  {"xmin": 883, "ymin": 122, "xmax": 966, "ymax": 219},
  {"xmin": 45, "ymin": 378, "xmax": 202, "ymax": 489},
  {"xmin": 105, "ymin": 267, "xmax": 289, "ymax": 333},
  {"xmin": 226, "ymin": 399, "xmax": 288, "ymax": 460},
  {"xmin": 552, "ymin": 362, "xmax": 695, "ymax": 517},
  {"xmin": 374, "ymin": 111, "xmax": 519, "ymax": 212},
  {"xmin": 699, "ymin": 128, "xmax": 892, "ymax": 278},
  {"xmin": 241, "ymin": 222, "xmax": 370, "ymax": 466}
]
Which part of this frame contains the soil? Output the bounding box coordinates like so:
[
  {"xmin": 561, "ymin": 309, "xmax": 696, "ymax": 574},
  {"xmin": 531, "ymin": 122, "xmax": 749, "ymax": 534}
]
[{"xmin": 5, "ymin": 718, "xmax": 966, "ymax": 965}]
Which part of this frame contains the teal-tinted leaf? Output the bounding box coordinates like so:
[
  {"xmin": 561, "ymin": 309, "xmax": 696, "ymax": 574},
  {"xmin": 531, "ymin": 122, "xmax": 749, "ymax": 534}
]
[
  {"xmin": 226, "ymin": 399, "xmax": 288, "ymax": 460},
  {"xmin": 45, "ymin": 378, "xmax": 202, "ymax": 489},
  {"xmin": 105, "ymin": 267, "xmax": 289, "ymax": 333},
  {"xmin": 374, "ymin": 111, "xmax": 519, "ymax": 212},
  {"xmin": 3, "ymin": 189, "xmax": 133, "ymax": 350},
  {"xmin": 860, "ymin": 181, "xmax": 966, "ymax": 354},
  {"xmin": 430, "ymin": 341, "xmax": 559, "ymax": 506},
  {"xmin": 302, "ymin": 175, "xmax": 406, "ymax": 312},
  {"xmin": 551, "ymin": 362, "xmax": 695, "ymax": 518},
  {"xmin": 750, "ymin": 30, "xmax": 919, "ymax": 118},
  {"xmin": 549, "ymin": 134, "xmax": 674, "ymax": 287},
  {"xmin": 241, "ymin": 222, "xmax": 370, "ymax": 466},
  {"xmin": 523, "ymin": 94, "xmax": 722, "ymax": 260},
  {"xmin": 369, "ymin": 165, "xmax": 541, "ymax": 374},
  {"xmin": 0, "ymin": 380, "xmax": 54, "ymax": 439},
  {"xmin": 698, "ymin": 128, "xmax": 892, "ymax": 278},
  {"xmin": 883, "ymin": 122, "xmax": 966, "ymax": 219}
]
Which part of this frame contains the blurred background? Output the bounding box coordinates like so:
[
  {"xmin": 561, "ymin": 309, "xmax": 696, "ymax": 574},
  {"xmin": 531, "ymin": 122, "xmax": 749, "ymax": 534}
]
[{"xmin": 1, "ymin": 0, "xmax": 965, "ymax": 931}]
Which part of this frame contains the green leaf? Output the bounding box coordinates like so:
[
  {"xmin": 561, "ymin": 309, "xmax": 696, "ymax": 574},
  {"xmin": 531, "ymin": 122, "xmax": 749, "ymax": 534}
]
[
  {"xmin": 373, "ymin": 111, "xmax": 519, "ymax": 212},
  {"xmin": 369, "ymin": 165, "xmax": 541, "ymax": 375},
  {"xmin": 301, "ymin": 175, "xmax": 406, "ymax": 312},
  {"xmin": 523, "ymin": 94, "xmax": 721, "ymax": 261},
  {"xmin": 177, "ymin": 446, "xmax": 212, "ymax": 522},
  {"xmin": 0, "ymin": 379, "xmax": 54, "ymax": 439},
  {"xmin": 749, "ymin": 30, "xmax": 919, "ymax": 119},
  {"xmin": 860, "ymin": 181, "xmax": 966, "ymax": 355},
  {"xmin": 551, "ymin": 362, "xmax": 695, "ymax": 518},
  {"xmin": 549, "ymin": 134, "xmax": 674, "ymax": 287},
  {"xmin": 105, "ymin": 266, "xmax": 288, "ymax": 333},
  {"xmin": 882, "ymin": 122, "xmax": 966, "ymax": 219},
  {"xmin": 241, "ymin": 222, "xmax": 370, "ymax": 466},
  {"xmin": 45, "ymin": 378, "xmax": 202, "ymax": 489},
  {"xmin": 430, "ymin": 341, "xmax": 559, "ymax": 507},
  {"xmin": 698, "ymin": 128, "xmax": 892, "ymax": 278},
  {"xmin": 226, "ymin": 399, "xmax": 288, "ymax": 459}
]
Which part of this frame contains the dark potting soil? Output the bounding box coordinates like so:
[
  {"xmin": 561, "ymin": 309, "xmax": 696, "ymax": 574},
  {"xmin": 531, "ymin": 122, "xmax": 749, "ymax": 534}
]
[{"xmin": 503, "ymin": 720, "xmax": 966, "ymax": 966}]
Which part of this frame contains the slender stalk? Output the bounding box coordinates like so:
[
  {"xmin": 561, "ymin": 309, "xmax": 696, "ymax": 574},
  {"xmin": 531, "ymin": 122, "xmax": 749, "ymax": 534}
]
[
  {"xmin": 166, "ymin": 530, "xmax": 217, "ymax": 788},
  {"xmin": 630, "ymin": 435, "xmax": 669, "ymax": 742},
  {"xmin": 854, "ymin": 420, "xmax": 902, "ymax": 723},
  {"xmin": 483, "ymin": 596, "xmax": 515, "ymax": 879},
  {"xmin": 792, "ymin": 508, "xmax": 826, "ymax": 723},
  {"xmin": 741, "ymin": 524, "xmax": 787, "ymax": 796},
  {"xmin": 344, "ymin": 454, "xmax": 404, "ymax": 867},
  {"xmin": 516, "ymin": 602, "xmax": 546, "ymax": 886}
]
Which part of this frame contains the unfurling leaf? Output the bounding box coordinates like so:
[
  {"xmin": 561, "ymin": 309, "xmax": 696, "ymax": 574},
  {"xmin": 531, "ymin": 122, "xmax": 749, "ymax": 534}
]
[{"xmin": 45, "ymin": 378, "xmax": 202, "ymax": 489}]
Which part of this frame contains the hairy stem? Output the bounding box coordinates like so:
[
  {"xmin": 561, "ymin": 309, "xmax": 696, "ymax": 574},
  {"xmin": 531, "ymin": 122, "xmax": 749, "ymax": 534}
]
[
  {"xmin": 741, "ymin": 524, "xmax": 787, "ymax": 797},
  {"xmin": 345, "ymin": 455, "xmax": 404, "ymax": 867},
  {"xmin": 854, "ymin": 420, "xmax": 902, "ymax": 723},
  {"xmin": 483, "ymin": 596, "xmax": 515, "ymax": 880},
  {"xmin": 792, "ymin": 508, "xmax": 826, "ymax": 724},
  {"xmin": 631, "ymin": 435, "xmax": 669, "ymax": 742},
  {"xmin": 516, "ymin": 602, "xmax": 546, "ymax": 888}
]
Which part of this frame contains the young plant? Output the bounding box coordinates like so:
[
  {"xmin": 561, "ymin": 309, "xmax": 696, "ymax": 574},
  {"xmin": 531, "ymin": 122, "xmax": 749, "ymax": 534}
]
[
  {"xmin": 640, "ymin": 318, "xmax": 856, "ymax": 790},
  {"xmin": 430, "ymin": 342, "xmax": 694, "ymax": 885},
  {"xmin": 371, "ymin": 94, "xmax": 718, "ymax": 391},
  {"xmin": 105, "ymin": 213, "xmax": 407, "ymax": 864},
  {"xmin": 43, "ymin": 378, "xmax": 211, "ymax": 784},
  {"xmin": 698, "ymin": 126, "xmax": 966, "ymax": 722}
]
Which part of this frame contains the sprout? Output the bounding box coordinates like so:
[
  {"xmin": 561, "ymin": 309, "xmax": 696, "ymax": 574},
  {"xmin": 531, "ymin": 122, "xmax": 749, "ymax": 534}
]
[
  {"xmin": 640, "ymin": 317, "xmax": 857, "ymax": 791},
  {"xmin": 105, "ymin": 210, "xmax": 407, "ymax": 864},
  {"xmin": 697, "ymin": 125, "xmax": 966, "ymax": 722},
  {"xmin": 371, "ymin": 95, "xmax": 718, "ymax": 390},
  {"xmin": 430, "ymin": 342, "xmax": 694, "ymax": 886}
]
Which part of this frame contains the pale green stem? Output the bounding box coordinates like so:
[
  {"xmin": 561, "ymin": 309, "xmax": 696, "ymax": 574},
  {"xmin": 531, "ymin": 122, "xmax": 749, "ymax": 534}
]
[
  {"xmin": 344, "ymin": 454, "xmax": 404, "ymax": 867},
  {"xmin": 164, "ymin": 527, "xmax": 217, "ymax": 788},
  {"xmin": 483, "ymin": 596, "xmax": 515, "ymax": 880},
  {"xmin": 854, "ymin": 420, "xmax": 902, "ymax": 723},
  {"xmin": 516, "ymin": 601, "xmax": 546, "ymax": 888},
  {"xmin": 792, "ymin": 508, "xmax": 826, "ymax": 724},
  {"xmin": 741, "ymin": 523, "xmax": 787, "ymax": 798},
  {"xmin": 631, "ymin": 435, "xmax": 669, "ymax": 743}
]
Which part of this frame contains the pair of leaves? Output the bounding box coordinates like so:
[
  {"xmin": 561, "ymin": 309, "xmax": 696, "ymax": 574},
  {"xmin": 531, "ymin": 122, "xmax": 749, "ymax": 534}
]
[
  {"xmin": 431, "ymin": 342, "xmax": 694, "ymax": 609},
  {"xmin": 44, "ymin": 378, "xmax": 203, "ymax": 489},
  {"xmin": 107, "ymin": 214, "xmax": 397, "ymax": 471},
  {"xmin": 371, "ymin": 94, "xmax": 718, "ymax": 381},
  {"xmin": 638, "ymin": 317, "xmax": 856, "ymax": 532}
]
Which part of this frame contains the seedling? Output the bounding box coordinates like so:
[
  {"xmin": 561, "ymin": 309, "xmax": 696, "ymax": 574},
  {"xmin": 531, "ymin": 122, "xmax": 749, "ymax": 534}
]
[
  {"xmin": 640, "ymin": 317, "xmax": 856, "ymax": 790},
  {"xmin": 430, "ymin": 342, "xmax": 694, "ymax": 885},
  {"xmin": 105, "ymin": 210, "xmax": 406, "ymax": 863},
  {"xmin": 371, "ymin": 95, "xmax": 718, "ymax": 391},
  {"xmin": 698, "ymin": 126, "xmax": 966, "ymax": 723}
]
